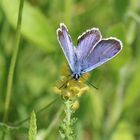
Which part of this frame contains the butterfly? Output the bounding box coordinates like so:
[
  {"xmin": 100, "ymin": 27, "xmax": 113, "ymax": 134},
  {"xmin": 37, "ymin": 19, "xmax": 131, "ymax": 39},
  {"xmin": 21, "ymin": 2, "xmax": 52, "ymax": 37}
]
[{"xmin": 57, "ymin": 23, "xmax": 122, "ymax": 80}]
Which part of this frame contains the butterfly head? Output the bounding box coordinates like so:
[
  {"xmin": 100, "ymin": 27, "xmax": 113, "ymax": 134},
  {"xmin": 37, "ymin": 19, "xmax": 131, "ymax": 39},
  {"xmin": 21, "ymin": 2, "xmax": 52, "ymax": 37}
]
[{"xmin": 73, "ymin": 73, "xmax": 81, "ymax": 80}]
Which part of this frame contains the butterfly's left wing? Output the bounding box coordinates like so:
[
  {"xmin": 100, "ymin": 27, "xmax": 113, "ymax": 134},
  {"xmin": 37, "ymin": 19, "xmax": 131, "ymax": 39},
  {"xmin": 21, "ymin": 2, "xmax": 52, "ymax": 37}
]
[
  {"xmin": 81, "ymin": 38, "xmax": 122, "ymax": 73},
  {"xmin": 57, "ymin": 23, "xmax": 76, "ymax": 72}
]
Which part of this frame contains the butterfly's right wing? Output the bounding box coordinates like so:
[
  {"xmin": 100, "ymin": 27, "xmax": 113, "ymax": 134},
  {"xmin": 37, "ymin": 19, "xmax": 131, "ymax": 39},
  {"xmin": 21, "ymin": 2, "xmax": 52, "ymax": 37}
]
[
  {"xmin": 81, "ymin": 38, "xmax": 122, "ymax": 73},
  {"xmin": 57, "ymin": 23, "xmax": 75, "ymax": 72}
]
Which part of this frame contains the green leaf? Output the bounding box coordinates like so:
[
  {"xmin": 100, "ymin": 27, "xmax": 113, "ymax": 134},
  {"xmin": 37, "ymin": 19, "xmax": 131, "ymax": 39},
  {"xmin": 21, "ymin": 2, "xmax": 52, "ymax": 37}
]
[
  {"xmin": 123, "ymin": 62, "xmax": 140, "ymax": 110},
  {"xmin": 128, "ymin": 11, "xmax": 140, "ymax": 24},
  {"xmin": 126, "ymin": 20, "xmax": 137, "ymax": 45},
  {"xmin": 1, "ymin": 0, "xmax": 55, "ymax": 52},
  {"xmin": 64, "ymin": 0, "xmax": 73, "ymax": 27},
  {"xmin": 28, "ymin": 110, "xmax": 37, "ymax": 140}
]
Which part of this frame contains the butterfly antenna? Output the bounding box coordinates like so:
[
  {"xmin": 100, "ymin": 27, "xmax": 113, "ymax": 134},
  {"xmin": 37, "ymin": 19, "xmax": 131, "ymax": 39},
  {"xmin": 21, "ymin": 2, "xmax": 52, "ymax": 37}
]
[
  {"xmin": 58, "ymin": 74, "xmax": 72, "ymax": 89},
  {"xmin": 81, "ymin": 76, "xmax": 98, "ymax": 90}
]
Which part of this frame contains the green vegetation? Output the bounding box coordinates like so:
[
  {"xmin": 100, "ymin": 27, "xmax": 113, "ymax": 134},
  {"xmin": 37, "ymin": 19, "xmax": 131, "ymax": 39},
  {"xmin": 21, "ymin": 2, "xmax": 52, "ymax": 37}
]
[{"xmin": 0, "ymin": 0, "xmax": 140, "ymax": 139}]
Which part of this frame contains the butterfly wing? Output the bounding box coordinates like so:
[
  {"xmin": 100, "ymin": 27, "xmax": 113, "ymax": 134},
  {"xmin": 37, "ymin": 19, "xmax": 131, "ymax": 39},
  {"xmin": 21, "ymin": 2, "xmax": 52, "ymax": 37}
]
[
  {"xmin": 76, "ymin": 28, "xmax": 101, "ymax": 62},
  {"xmin": 57, "ymin": 23, "xmax": 76, "ymax": 72},
  {"xmin": 80, "ymin": 38, "xmax": 122, "ymax": 73}
]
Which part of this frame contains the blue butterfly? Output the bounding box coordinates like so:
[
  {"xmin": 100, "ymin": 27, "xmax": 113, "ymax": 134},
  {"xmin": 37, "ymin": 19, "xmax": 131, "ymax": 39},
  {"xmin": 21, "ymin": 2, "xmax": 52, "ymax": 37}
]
[{"xmin": 57, "ymin": 23, "xmax": 122, "ymax": 80}]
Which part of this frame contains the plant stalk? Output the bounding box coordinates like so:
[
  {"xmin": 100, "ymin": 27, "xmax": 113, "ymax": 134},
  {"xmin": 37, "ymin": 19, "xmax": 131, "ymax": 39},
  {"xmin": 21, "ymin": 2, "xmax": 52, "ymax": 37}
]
[
  {"xmin": 3, "ymin": 0, "xmax": 24, "ymax": 123},
  {"xmin": 2, "ymin": 1, "xmax": 24, "ymax": 139},
  {"xmin": 59, "ymin": 98, "xmax": 77, "ymax": 140}
]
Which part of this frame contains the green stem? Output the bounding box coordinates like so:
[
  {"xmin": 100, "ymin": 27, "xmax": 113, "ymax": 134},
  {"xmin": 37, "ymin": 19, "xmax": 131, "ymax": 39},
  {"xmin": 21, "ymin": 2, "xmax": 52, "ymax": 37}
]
[
  {"xmin": 15, "ymin": 97, "xmax": 59, "ymax": 126},
  {"xmin": 3, "ymin": 0, "xmax": 24, "ymax": 123},
  {"xmin": 65, "ymin": 100, "xmax": 73, "ymax": 138},
  {"xmin": 2, "ymin": 0, "xmax": 24, "ymax": 139},
  {"xmin": 59, "ymin": 98, "xmax": 77, "ymax": 140},
  {"xmin": 0, "ymin": 97, "xmax": 59, "ymax": 136}
]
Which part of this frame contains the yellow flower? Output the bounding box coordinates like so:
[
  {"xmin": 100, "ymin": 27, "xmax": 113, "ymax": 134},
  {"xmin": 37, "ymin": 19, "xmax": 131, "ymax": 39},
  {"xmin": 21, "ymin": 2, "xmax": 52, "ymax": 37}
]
[{"xmin": 55, "ymin": 66, "xmax": 89, "ymax": 98}]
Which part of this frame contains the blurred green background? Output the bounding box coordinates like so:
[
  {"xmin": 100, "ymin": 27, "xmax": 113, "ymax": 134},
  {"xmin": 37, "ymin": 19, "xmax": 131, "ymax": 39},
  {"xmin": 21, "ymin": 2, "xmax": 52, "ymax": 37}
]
[{"xmin": 0, "ymin": 0, "xmax": 140, "ymax": 139}]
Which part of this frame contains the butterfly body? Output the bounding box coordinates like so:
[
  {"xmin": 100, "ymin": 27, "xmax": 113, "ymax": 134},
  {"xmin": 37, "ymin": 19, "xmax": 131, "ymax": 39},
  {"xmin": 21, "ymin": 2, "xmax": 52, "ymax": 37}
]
[
  {"xmin": 73, "ymin": 73, "xmax": 81, "ymax": 80},
  {"xmin": 57, "ymin": 23, "xmax": 122, "ymax": 80}
]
